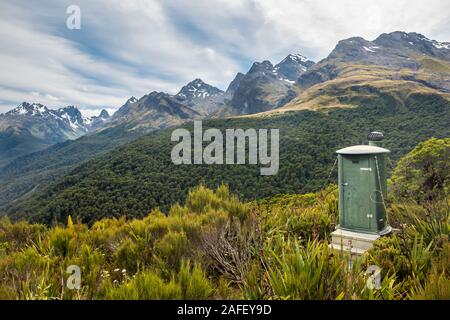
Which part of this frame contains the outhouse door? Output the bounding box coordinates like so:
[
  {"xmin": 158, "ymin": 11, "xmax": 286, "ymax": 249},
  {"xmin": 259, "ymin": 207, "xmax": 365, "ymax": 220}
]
[{"xmin": 342, "ymin": 155, "xmax": 373, "ymax": 232}]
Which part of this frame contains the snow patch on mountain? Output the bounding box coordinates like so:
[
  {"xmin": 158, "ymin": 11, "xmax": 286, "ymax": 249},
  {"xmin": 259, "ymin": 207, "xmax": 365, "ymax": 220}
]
[
  {"xmin": 411, "ymin": 33, "xmax": 449, "ymax": 50},
  {"xmin": 126, "ymin": 96, "xmax": 138, "ymax": 104},
  {"xmin": 284, "ymin": 53, "xmax": 308, "ymax": 64},
  {"xmin": 176, "ymin": 79, "xmax": 224, "ymax": 101},
  {"xmin": 273, "ymin": 53, "xmax": 315, "ymax": 82},
  {"xmin": 363, "ymin": 46, "xmax": 379, "ymax": 53},
  {"xmin": 431, "ymin": 41, "xmax": 450, "ymax": 50},
  {"xmin": 7, "ymin": 102, "xmax": 48, "ymax": 116},
  {"xmin": 2, "ymin": 103, "xmax": 110, "ymax": 134}
]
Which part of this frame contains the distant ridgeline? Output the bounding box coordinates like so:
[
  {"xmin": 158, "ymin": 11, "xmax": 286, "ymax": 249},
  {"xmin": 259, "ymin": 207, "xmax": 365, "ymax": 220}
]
[{"xmin": 3, "ymin": 92, "xmax": 449, "ymax": 225}]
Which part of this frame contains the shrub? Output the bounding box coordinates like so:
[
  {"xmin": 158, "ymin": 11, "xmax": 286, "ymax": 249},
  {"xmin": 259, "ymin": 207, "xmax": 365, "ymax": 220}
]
[
  {"xmin": 47, "ymin": 227, "xmax": 76, "ymax": 258},
  {"xmin": 177, "ymin": 260, "xmax": 213, "ymax": 300},
  {"xmin": 104, "ymin": 261, "xmax": 212, "ymax": 300},
  {"xmin": 114, "ymin": 239, "xmax": 141, "ymax": 274},
  {"xmin": 411, "ymin": 270, "xmax": 450, "ymax": 300},
  {"xmin": 263, "ymin": 239, "xmax": 348, "ymax": 300},
  {"xmin": 0, "ymin": 217, "xmax": 47, "ymax": 251},
  {"xmin": 104, "ymin": 270, "xmax": 182, "ymax": 300},
  {"xmin": 186, "ymin": 185, "xmax": 249, "ymax": 220},
  {"xmin": 391, "ymin": 138, "xmax": 449, "ymax": 202},
  {"xmin": 154, "ymin": 231, "xmax": 188, "ymax": 270},
  {"xmin": 365, "ymin": 236, "xmax": 410, "ymax": 279}
]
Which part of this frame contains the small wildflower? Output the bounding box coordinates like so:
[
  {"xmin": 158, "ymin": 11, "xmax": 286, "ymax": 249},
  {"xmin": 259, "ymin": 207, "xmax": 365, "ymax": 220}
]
[{"xmin": 100, "ymin": 270, "xmax": 110, "ymax": 278}]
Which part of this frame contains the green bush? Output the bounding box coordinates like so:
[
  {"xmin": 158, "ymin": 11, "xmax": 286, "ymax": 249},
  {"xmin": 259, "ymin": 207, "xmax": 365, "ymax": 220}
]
[
  {"xmin": 262, "ymin": 239, "xmax": 349, "ymax": 299},
  {"xmin": 154, "ymin": 231, "xmax": 188, "ymax": 270},
  {"xmin": 104, "ymin": 270, "xmax": 182, "ymax": 300},
  {"xmin": 177, "ymin": 260, "xmax": 213, "ymax": 299},
  {"xmin": 47, "ymin": 227, "xmax": 76, "ymax": 258},
  {"xmin": 104, "ymin": 261, "xmax": 212, "ymax": 300},
  {"xmin": 391, "ymin": 138, "xmax": 450, "ymax": 202},
  {"xmin": 114, "ymin": 239, "xmax": 141, "ymax": 275}
]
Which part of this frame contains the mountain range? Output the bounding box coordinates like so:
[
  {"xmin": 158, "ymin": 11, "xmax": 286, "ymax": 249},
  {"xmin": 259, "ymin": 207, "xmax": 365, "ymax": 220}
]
[
  {"xmin": 0, "ymin": 31, "xmax": 449, "ymax": 223},
  {"xmin": 0, "ymin": 52, "xmax": 316, "ymax": 167},
  {"xmin": 0, "ymin": 103, "xmax": 110, "ymax": 167},
  {"xmin": 256, "ymin": 31, "xmax": 450, "ymax": 115}
]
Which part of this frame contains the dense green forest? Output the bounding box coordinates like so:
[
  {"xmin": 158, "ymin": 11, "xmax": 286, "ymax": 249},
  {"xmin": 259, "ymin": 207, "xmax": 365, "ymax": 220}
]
[
  {"xmin": 0, "ymin": 137, "xmax": 448, "ymax": 300},
  {"xmin": 0, "ymin": 123, "xmax": 144, "ymax": 209},
  {"xmin": 3, "ymin": 93, "xmax": 449, "ymax": 225}
]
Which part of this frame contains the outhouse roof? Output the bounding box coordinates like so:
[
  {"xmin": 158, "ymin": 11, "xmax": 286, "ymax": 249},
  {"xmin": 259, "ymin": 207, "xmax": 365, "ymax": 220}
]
[{"xmin": 336, "ymin": 145, "xmax": 390, "ymax": 155}]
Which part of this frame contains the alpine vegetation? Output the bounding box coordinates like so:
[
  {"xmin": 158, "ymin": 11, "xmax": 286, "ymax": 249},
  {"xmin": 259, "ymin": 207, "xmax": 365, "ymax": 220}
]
[{"xmin": 171, "ymin": 121, "xmax": 279, "ymax": 175}]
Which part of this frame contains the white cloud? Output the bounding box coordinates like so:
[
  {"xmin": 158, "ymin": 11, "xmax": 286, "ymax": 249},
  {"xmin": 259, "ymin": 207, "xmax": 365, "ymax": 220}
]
[
  {"xmin": 0, "ymin": 0, "xmax": 449, "ymax": 115},
  {"xmin": 253, "ymin": 0, "xmax": 450, "ymax": 60}
]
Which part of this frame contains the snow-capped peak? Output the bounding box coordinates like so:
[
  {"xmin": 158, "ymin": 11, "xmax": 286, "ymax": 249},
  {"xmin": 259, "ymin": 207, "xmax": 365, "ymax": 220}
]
[
  {"xmin": 176, "ymin": 79, "xmax": 224, "ymax": 100},
  {"xmin": 273, "ymin": 53, "xmax": 315, "ymax": 82},
  {"xmin": 53, "ymin": 106, "xmax": 85, "ymax": 130},
  {"xmin": 276, "ymin": 53, "xmax": 315, "ymax": 69},
  {"xmin": 82, "ymin": 109, "xmax": 110, "ymax": 129},
  {"xmin": 8, "ymin": 102, "xmax": 49, "ymax": 116},
  {"xmin": 286, "ymin": 53, "xmax": 308, "ymax": 63},
  {"xmin": 428, "ymin": 39, "xmax": 450, "ymax": 50},
  {"xmin": 411, "ymin": 33, "xmax": 450, "ymax": 50},
  {"xmin": 126, "ymin": 96, "xmax": 138, "ymax": 104},
  {"xmin": 98, "ymin": 109, "xmax": 110, "ymax": 119},
  {"xmin": 3, "ymin": 102, "xmax": 111, "ymax": 133}
]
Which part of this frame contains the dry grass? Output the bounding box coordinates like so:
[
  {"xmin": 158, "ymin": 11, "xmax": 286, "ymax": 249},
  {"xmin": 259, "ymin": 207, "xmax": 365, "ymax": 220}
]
[{"xmin": 417, "ymin": 56, "xmax": 450, "ymax": 73}]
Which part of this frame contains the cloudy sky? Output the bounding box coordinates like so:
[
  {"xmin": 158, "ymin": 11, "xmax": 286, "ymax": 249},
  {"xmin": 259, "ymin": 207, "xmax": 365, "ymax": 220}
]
[{"xmin": 0, "ymin": 0, "xmax": 449, "ymax": 116}]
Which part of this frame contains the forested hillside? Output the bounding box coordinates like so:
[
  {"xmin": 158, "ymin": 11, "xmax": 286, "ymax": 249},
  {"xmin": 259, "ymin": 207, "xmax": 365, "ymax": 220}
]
[
  {"xmin": 0, "ymin": 124, "xmax": 144, "ymax": 210},
  {"xmin": 4, "ymin": 92, "xmax": 449, "ymax": 225}
]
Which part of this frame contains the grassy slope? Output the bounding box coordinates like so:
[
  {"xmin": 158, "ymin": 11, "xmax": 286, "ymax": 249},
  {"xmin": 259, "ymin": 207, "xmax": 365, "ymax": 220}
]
[{"xmin": 262, "ymin": 60, "xmax": 450, "ymax": 115}]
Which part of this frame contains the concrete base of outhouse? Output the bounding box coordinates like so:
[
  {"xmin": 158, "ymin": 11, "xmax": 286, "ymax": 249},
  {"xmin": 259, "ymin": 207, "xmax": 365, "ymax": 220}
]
[{"xmin": 329, "ymin": 227, "xmax": 391, "ymax": 256}]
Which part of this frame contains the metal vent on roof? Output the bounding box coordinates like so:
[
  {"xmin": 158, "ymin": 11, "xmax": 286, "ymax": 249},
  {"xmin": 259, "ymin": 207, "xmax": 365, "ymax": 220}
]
[{"xmin": 368, "ymin": 131, "xmax": 384, "ymax": 142}]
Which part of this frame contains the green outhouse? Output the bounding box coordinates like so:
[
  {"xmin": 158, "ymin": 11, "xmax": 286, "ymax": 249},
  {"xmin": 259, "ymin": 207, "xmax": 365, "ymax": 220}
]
[
  {"xmin": 336, "ymin": 132, "xmax": 392, "ymax": 235},
  {"xmin": 331, "ymin": 132, "xmax": 392, "ymax": 254}
]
